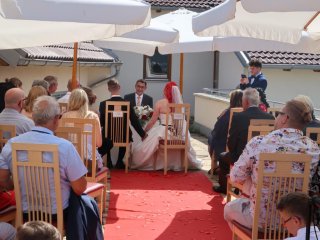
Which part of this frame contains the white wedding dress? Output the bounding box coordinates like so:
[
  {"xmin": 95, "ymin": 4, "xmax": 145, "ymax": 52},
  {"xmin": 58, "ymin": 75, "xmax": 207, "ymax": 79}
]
[{"xmin": 130, "ymin": 113, "xmax": 202, "ymax": 171}]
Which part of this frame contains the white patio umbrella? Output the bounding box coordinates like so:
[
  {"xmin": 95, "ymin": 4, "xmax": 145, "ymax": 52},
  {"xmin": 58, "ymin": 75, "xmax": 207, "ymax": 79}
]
[
  {"xmin": 241, "ymin": 0, "xmax": 320, "ymax": 12},
  {"xmin": 95, "ymin": 19, "xmax": 179, "ymax": 56},
  {"xmin": 0, "ymin": 0, "xmax": 152, "ymax": 89},
  {"xmin": 193, "ymin": 0, "xmax": 320, "ymax": 44},
  {"xmin": 0, "ymin": 0, "xmax": 150, "ymax": 25},
  {"xmin": 96, "ymin": 8, "xmax": 215, "ymax": 93}
]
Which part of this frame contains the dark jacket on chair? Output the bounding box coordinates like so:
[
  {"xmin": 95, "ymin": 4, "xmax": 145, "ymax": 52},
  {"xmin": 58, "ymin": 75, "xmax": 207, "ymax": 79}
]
[
  {"xmin": 67, "ymin": 191, "xmax": 103, "ymax": 240},
  {"xmin": 227, "ymin": 106, "xmax": 274, "ymax": 163}
]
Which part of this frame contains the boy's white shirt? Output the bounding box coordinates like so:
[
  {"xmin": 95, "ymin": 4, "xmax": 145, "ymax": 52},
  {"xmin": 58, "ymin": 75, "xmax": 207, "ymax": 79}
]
[{"xmin": 285, "ymin": 226, "xmax": 320, "ymax": 240}]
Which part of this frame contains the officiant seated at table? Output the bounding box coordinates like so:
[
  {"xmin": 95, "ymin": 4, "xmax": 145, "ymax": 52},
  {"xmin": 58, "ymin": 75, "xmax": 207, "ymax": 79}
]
[{"xmin": 130, "ymin": 82, "xmax": 202, "ymax": 171}]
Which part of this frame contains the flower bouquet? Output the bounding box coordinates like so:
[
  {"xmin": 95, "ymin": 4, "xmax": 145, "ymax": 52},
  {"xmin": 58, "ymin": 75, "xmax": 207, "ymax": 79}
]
[{"xmin": 134, "ymin": 105, "xmax": 153, "ymax": 127}]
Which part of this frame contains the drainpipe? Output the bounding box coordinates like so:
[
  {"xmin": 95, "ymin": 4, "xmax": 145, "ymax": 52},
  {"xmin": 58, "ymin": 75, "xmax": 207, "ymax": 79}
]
[{"xmin": 89, "ymin": 63, "xmax": 122, "ymax": 88}]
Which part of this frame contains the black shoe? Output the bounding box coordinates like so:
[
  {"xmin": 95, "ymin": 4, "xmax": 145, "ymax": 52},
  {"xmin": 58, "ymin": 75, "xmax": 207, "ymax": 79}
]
[
  {"xmin": 213, "ymin": 186, "xmax": 226, "ymax": 194},
  {"xmin": 207, "ymin": 167, "xmax": 220, "ymax": 175},
  {"xmin": 107, "ymin": 161, "xmax": 113, "ymax": 169},
  {"xmin": 115, "ymin": 162, "xmax": 125, "ymax": 169}
]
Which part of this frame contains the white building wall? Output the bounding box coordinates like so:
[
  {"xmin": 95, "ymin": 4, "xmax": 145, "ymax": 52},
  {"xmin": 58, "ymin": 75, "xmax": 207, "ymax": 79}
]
[{"xmin": 113, "ymin": 50, "xmax": 214, "ymax": 115}]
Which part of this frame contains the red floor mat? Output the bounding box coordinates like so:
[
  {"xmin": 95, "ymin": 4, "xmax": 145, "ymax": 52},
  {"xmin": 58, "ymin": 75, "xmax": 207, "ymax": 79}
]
[{"xmin": 105, "ymin": 170, "xmax": 231, "ymax": 240}]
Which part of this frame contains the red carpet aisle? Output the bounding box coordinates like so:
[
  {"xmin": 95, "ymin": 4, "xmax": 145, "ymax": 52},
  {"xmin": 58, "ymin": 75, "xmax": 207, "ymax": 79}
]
[{"xmin": 104, "ymin": 171, "xmax": 231, "ymax": 240}]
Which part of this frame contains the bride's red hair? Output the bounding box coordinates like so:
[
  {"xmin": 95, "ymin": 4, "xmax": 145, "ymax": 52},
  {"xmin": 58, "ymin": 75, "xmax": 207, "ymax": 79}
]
[{"xmin": 163, "ymin": 82, "xmax": 177, "ymax": 103}]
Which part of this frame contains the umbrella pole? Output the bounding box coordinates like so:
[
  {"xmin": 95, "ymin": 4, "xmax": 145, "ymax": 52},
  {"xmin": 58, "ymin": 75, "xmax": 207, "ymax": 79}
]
[
  {"xmin": 71, "ymin": 42, "xmax": 79, "ymax": 90},
  {"xmin": 179, "ymin": 53, "xmax": 184, "ymax": 95}
]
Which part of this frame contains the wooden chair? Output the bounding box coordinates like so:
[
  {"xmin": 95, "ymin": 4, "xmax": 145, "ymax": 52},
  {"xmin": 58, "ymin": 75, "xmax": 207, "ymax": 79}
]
[
  {"xmin": 224, "ymin": 108, "xmax": 243, "ymax": 200},
  {"xmin": 227, "ymin": 121, "xmax": 274, "ymax": 202},
  {"xmin": 267, "ymin": 107, "xmax": 281, "ymax": 118},
  {"xmin": 105, "ymin": 101, "xmax": 130, "ymax": 173},
  {"xmin": 306, "ymin": 127, "xmax": 320, "ymax": 145},
  {"xmin": 59, "ymin": 118, "xmax": 108, "ymax": 215},
  {"xmin": 0, "ymin": 125, "xmax": 17, "ymax": 224},
  {"xmin": 55, "ymin": 126, "xmax": 83, "ymax": 159},
  {"xmin": 0, "ymin": 124, "xmax": 16, "ymax": 149},
  {"xmin": 249, "ymin": 119, "xmax": 275, "ymax": 126},
  {"xmin": 226, "ymin": 107, "xmax": 243, "ymax": 152},
  {"xmin": 157, "ymin": 103, "xmax": 190, "ymax": 175},
  {"xmin": 247, "ymin": 125, "xmax": 274, "ymax": 142},
  {"xmin": 12, "ymin": 143, "xmax": 64, "ymax": 236},
  {"xmin": 59, "ymin": 102, "xmax": 68, "ymax": 113},
  {"xmin": 232, "ymin": 152, "xmax": 312, "ymax": 240}
]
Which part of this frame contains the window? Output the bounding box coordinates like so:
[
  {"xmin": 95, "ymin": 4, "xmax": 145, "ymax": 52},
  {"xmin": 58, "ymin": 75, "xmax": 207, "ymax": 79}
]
[{"xmin": 143, "ymin": 48, "xmax": 171, "ymax": 81}]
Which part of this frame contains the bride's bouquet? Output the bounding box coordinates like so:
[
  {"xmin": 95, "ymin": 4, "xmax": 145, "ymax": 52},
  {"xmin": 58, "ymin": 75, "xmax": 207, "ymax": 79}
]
[{"xmin": 134, "ymin": 105, "xmax": 154, "ymax": 127}]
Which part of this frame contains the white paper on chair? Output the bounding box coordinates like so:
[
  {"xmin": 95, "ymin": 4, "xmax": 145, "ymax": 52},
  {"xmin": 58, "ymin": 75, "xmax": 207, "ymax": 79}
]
[
  {"xmin": 113, "ymin": 111, "xmax": 123, "ymax": 117},
  {"xmin": 173, "ymin": 113, "xmax": 183, "ymax": 120}
]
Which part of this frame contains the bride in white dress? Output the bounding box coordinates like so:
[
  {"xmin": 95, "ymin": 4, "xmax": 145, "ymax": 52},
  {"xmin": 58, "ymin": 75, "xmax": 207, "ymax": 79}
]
[{"xmin": 131, "ymin": 82, "xmax": 202, "ymax": 171}]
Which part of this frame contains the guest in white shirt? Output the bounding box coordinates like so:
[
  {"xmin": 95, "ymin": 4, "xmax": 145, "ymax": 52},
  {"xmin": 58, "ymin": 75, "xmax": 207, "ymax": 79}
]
[
  {"xmin": 277, "ymin": 192, "xmax": 320, "ymax": 240},
  {"xmin": 58, "ymin": 79, "xmax": 80, "ymax": 103}
]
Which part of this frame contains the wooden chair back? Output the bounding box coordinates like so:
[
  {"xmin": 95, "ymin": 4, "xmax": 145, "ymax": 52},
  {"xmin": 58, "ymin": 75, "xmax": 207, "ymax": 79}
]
[
  {"xmin": 105, "ymin": 101, "xmax": 130, "ymax": 172},
  {"xmin": 306, "ymin": 127, "xmax": 320, "ymax": 145},
  {"xmin": 57, "ymin": 119, "xmax": 107, "ymax": 219},
  {"xmin": 59, "ymin": 118, "xmax": 98, "ymax": 181},
  {"xmin": 226, "ymin": 107, "xmax": 243, "ymax": 152},
  {"xmin": 267, "ymin": 107, "xmax": 281, "ymax": 118},
  {"xmin": 250, "ymin": 119, "xmax": 275, "ymax": 126},
  {"xmin": 247, "ymin": 125, "xmax": 274, "ymax": 141},
  {"xmin": 0, "ymin": 124, "xmax": 16, "ymax": 149},
  {"xmin": 11, "ymin": 143, "xmax": 63, "ymax": 237},
  {"xmin": 59, "ymin": 102, "xmax": 68, "ymax": 113},
  {"xmin": 245, "ymin": 153, "xmax": 310, "ymax": 240},
  {"xmin": 160, "ymin": 103, "xmax": 190, "ymax": 175},
  {"xmin": 55, "ymin": 126, "xmax": 83, "ymax": 160}
]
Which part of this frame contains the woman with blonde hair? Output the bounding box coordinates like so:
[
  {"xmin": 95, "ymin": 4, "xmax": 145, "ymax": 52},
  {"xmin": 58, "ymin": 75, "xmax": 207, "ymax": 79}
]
[
  {"xmin": 22, "ymin": 86, "xmax": 48, "ymax": 119},
  {"xmin": 61, "ymin": 88, "xmax": 103, "ymax": 170}
]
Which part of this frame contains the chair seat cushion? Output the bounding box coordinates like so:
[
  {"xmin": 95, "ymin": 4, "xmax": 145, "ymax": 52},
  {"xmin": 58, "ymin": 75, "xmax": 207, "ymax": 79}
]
[
  {"xmin": 96, "ymin": 167, "xmax": 108, "ymax": 177},
  {"xmin": 84, "ymin": 182, "xmax": 104, "ymax": 194},
  {"xmin": 159, "ymin": 139, "xmax": 185, "ymax": 145}
]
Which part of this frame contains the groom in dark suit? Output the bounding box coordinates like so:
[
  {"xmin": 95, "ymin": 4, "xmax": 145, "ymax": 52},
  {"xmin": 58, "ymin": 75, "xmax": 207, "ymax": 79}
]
[
  {"xmin": 98, "ymin": 78, "xmax": 147, "ymax": 169},
  {"xmin": 124, "ymin": 79, "xmax": 153, "ymax": 108}
]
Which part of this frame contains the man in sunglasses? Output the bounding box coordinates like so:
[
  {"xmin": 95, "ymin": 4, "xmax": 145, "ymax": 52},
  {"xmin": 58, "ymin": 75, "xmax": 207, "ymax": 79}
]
[{"xmin": 224, "ymin": 98, "xmax": 320, "ymax": 231}]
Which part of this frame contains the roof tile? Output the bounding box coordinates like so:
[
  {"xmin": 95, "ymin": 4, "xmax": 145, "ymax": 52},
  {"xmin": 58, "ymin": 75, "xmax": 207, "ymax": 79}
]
[{"xmin": 247, "ymin": 51, "xmax": 320, "ymax": 66}]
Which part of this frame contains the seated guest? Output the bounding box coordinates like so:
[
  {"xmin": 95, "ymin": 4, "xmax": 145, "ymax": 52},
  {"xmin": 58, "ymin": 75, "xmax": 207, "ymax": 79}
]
[
  {"xmin": 6, "ymin": 77, "xmax": 22, "ymax": 89},
  {"xmin": 32, "ymin": 80, "xmax": 50, "ymax": 93},
  {"xmin": 81, "ymin": 86, "xmax": 98, "ymax": 114},
  {"xmin": 61, "ymin": 88, "xmax": 103, "ymax": 171},
  {"xmin": 22, "ymin": 86, "xmax": 48, "ymax": 120},
  {"xmin": 0, "ymin": 96, "xmax": 88, "ymax": 223},
  {"xmin": 277, "ymin": 192, "xmax": 320, "ymax": 240},
  {"xmin": 0, "ymin": 77, "xmax": 22, "ymax": 113},
  {"xmin": 44, "ymin": 75, "xmax": 58, "ymax": 95},
  {"xmin": 0, "ymin": 88, "xmax": 34, "ymax": 135},
  {"xmin": 58, "ymin": 79, "xmax": 80, "ymax": 103},
  {"xmin": 208, "ymin": 89, "xmax": 243, "ymax": 174},
  {"xmin": 214, "ymin": 88, "xmax": 274, "ymax": 194},
  {"xmin": 0, "ymin": 222, "xmax": 16, "ymax": 240},
  {"xmin": 294, "ymin": 95, "xmax": 320, "ymax": 141},
  {"xmin": 15, "ymin": 221, "xmax": 60, "ymax": 240},
  {"xmin": 224, "ymin": 98, "xmax": 320, "ymax": 230}
]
